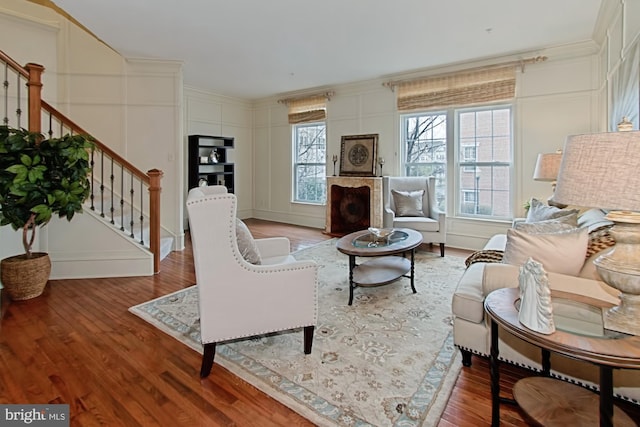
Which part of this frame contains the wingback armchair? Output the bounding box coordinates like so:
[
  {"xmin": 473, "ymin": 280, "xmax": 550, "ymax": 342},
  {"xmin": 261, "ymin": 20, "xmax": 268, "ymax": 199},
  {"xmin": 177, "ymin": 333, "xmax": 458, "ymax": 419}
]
[
  {"xmin": 383, "ymin": 176, "xmax": 447, "ymax": 256},
  {"xmin": 186, "ymin": 185, "xmax": 319, "ymax": 378}
]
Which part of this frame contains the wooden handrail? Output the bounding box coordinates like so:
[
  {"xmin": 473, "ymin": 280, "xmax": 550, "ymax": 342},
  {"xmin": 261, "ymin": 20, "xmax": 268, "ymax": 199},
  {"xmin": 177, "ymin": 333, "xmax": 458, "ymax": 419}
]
[
  {"xmin": 41, "ymin": 100, "xmax": 150, "ymax": 184},
  {"xmin": 0, "ymin": 50, "xmax": 29, "ymax": 78},
  {"xmin": 1, "ymin": 49, "xmax": 163, "ymax": 273}
]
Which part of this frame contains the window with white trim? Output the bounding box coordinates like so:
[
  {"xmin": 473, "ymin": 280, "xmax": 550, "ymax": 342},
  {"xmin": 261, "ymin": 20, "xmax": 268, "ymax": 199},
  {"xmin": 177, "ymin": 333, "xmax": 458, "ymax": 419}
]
[
  {"xmin": 293, "ymin": 122, "xmax": 326, "ymax": 204},
  {"xmin": 401, "ymin": 105, "xmax": 513, "ymax": 220},
  {"xmin": 457, "ymin": 106, "xmax": 512, "ymax": 218},
  {"xmin": 401, "ymin": 112, "xmax": 447, "ymax": 211}
]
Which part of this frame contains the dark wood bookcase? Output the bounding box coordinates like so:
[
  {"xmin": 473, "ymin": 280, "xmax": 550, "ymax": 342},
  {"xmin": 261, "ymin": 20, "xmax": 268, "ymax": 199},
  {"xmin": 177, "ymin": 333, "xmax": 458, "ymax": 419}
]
[{"xmin": 188, "ymin": 135, "xmax": 234, "ymax": 193}]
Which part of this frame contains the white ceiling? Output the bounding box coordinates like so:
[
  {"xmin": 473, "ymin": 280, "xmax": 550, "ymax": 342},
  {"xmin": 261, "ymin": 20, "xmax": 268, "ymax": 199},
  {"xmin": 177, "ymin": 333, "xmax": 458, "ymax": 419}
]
[{"xmin": 52, "ymin": 0, "xmax": 603, "ymax": 100}]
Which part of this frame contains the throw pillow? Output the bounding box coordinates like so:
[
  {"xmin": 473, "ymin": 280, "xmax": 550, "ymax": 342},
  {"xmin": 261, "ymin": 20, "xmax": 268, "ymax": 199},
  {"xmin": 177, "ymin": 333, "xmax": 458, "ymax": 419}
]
[
  {"xmin": 502, "ymin": 227, "xmax": 588, "ymax": 276},
  {"xmin": 586, "ymin": 225, "xmax": 616, "ymax": 258},
  {"xmin": 235, "ymin": 218, "xmax": 262, "ymax": 264},
  {"xmin": 515, "ymin": 212, "xmax": 579, "ymax": 233},
  {"xmin": 525, "ymin": 198, "xmax": 579, "ymax": 223},
  {"xmin": 391, "ymin": 189, "xmax": 425, "ymax": 217},
  {"xmin": 514, "ymin": 218, "xmax": 577, "ymax": 234},
  {"xmin": 578, "ymin": 208, "xmax": 614, "ymax": 232}
]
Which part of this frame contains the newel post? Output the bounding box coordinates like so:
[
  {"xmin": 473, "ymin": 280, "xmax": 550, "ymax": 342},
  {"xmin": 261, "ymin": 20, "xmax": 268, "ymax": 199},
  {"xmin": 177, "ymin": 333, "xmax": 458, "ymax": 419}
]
[
  {"xmin": 25, "ymin": 63, "xmax": 44, "ymax": 134},
  {"xmin": 148, "ymin": 169, "xmax": 164, "ymax": 274}
]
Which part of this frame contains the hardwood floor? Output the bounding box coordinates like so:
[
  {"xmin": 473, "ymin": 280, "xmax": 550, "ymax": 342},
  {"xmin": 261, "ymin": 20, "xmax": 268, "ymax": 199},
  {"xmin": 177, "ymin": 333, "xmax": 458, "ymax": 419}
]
[{"xmin": 1, "ymin": 219, "xmax": 639, "ymax": 426}]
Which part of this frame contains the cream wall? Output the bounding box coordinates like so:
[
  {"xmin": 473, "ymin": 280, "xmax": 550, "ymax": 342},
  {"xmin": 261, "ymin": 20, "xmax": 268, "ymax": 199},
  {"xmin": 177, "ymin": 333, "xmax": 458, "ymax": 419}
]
[
  {"xmin": 251, "ymin": 43, "xmax": 601, "ymax": 250},
  {"xmin": 184, "ymin": 87, "xmax": 254, "ymax": 223}
]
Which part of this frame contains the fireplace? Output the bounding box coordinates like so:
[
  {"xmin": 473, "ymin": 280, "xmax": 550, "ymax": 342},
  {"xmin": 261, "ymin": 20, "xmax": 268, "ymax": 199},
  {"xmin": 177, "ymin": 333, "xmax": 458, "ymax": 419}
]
[{"xmin": 325, "ymin": 177, "xmax": 383, "ymax": 236}]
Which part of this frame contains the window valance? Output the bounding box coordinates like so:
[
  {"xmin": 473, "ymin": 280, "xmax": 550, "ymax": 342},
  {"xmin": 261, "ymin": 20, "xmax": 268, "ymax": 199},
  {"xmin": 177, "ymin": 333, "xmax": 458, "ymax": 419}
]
[
  {"xmin": 396, "ymin": 66, "xmax": 515, "ymax": 111},
  {"xmin": 386, "ymin": 56, "xmax": 546, "ymax": 112},
  {"xmin": 280, "ymin": 92, "xmax": 334, "ymax": 124}
]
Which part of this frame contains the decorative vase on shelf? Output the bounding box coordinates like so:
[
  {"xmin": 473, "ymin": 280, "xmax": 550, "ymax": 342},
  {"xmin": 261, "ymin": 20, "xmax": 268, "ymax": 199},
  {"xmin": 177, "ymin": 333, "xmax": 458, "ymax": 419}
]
[{"xmin": 209, "ymin": 148, "xmax": 219, "ymax": 164}]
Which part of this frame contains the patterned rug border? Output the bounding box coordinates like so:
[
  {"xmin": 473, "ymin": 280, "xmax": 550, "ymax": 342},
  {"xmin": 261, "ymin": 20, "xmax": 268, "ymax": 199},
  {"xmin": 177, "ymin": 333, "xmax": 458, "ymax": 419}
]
[{"xmin": 129, "ymin": 239, "xmax": 463, "ymax": 426}]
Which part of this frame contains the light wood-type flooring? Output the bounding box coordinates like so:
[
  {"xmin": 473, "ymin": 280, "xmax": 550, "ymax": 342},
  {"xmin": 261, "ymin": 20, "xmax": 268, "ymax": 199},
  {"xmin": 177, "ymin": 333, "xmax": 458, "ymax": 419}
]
[{"xmin": 1, "ymin": 218, "xmax": 639, "ymax": 426}]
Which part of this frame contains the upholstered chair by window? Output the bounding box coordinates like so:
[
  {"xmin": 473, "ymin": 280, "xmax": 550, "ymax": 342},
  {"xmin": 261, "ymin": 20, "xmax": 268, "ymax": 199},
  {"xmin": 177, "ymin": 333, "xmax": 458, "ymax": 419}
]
[
  {"xmin": 383, "ymin": 176, "xmax": 447, "ymax": 256},
  {"xmin": 186, "ymin": 185, "xmax": 319, "ymax": 377}
]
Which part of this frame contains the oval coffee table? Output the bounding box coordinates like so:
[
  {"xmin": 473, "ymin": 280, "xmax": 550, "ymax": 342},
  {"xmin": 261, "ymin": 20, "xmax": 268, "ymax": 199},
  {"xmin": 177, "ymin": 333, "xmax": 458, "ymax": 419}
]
[{"xmin": 336, "ymin": 228, "xmax": 423, "ymax": 305}]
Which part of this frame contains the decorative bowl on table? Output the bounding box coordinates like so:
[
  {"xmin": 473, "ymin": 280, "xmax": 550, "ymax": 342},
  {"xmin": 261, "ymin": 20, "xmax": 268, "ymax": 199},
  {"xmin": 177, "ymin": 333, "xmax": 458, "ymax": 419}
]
[{"xmin": 368, "ymin": 227, "xmax": 394, "ymax": 242}]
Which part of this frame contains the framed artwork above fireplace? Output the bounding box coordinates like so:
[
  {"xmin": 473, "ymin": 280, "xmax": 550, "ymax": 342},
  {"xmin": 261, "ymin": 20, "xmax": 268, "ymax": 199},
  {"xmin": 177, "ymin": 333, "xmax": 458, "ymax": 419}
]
[{"xmin": 339, "ymin": 134, "xmax": 378, "ymax": 176}]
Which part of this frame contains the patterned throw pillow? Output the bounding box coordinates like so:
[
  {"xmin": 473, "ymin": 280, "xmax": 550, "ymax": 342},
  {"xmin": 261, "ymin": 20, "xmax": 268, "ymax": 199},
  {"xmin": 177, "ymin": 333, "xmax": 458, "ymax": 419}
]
[
  {"xmin": 235, "ymin": 218, "xmax": 262, "ymax": 264},
  {"xmin": 391, "ymin": 189, "xmax": 425, "ymax": 217},
  {"xmin": 586, "ymin": 225, "xmax": 616, "ymax": 258},
  {"xmin": 464, "ymin": 249, "xmax": 504, "ymax": 268}
]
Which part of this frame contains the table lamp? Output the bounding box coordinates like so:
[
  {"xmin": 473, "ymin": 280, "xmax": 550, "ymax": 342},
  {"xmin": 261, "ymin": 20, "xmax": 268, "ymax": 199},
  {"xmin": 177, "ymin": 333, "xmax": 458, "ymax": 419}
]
[
  {"xmin": 551, "ymin": 130, "xmax": 640, "ymax": 335},
  {"xmin": 533, "ymin": 151, "xmax": 564, "ymax": 208}
]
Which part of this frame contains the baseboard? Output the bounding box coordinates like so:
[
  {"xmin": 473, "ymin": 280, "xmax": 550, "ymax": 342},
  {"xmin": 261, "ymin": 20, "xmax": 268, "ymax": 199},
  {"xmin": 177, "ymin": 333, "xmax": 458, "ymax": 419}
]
[{"xmin": 49, "ymin": 250, "xmax": 153, "ymax": 279}]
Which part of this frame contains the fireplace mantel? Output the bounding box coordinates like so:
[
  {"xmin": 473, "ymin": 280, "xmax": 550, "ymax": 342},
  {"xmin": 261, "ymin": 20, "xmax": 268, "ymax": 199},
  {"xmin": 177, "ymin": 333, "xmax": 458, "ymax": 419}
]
[{"xmin": 325, "ymin": 176, "xmax": 383, "ymax": 236}]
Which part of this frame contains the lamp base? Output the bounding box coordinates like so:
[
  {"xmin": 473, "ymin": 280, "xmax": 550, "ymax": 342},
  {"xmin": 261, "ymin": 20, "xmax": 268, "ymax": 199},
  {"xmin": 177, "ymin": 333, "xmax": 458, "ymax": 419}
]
[
  {"xmin": 603, "ymin": 293, "xmax": 640, "ymax": 336},
  {"xmin": 596, "ymin": 211, "xmax": 640, "ymax": 336}
]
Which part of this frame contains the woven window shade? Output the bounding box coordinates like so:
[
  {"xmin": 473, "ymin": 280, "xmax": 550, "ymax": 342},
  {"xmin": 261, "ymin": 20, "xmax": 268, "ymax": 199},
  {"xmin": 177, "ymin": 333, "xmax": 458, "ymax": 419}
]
[
  {"xmin": 397, "ymin": 66, "xmax": 516, "ymax": 111},
  {"xmin": 288, "ymin": 95, "xmax": 327, "ymax": 124}
]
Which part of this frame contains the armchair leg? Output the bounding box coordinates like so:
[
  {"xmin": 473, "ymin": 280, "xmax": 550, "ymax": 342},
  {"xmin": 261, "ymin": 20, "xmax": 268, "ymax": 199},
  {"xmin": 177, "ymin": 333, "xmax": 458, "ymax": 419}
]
[
  {"xmin": 439, "ymin": 243, "xmax": 445, "ymax": 257},
  {"xmin": 200, "ymin": 343, "xmax": 217, "ymax": 378},
  {"xmin": 303, "ymin": 326, "xmax": 315, "ymax": 354}
]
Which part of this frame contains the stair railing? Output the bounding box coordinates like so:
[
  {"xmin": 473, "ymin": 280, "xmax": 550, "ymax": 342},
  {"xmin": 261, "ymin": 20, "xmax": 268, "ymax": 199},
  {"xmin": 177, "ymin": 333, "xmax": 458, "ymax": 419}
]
[{"xmin": 1, "ymin": 49, "xmax": 163, "ymax": 273}]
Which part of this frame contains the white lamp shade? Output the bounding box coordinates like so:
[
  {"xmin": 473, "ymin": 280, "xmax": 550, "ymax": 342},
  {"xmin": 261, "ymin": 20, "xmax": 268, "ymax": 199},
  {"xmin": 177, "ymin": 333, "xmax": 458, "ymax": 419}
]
[
  {"xmin": 551, "ymin": 131, "xmax": 640, "ymax": 211},
  {"xmin": 532, "ymin": 152, "xmax": 562, "ymax": 181}
]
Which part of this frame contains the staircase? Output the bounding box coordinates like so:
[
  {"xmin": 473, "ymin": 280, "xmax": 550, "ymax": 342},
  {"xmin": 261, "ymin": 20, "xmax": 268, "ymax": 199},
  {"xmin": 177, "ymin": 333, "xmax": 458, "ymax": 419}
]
[
  {"xmin": 1, "ymin": 50, "xmax": 166, "ymax": 277},
  {"xmin": 84, "ymin": 190, "xmax": 174, "ymax": 262}
]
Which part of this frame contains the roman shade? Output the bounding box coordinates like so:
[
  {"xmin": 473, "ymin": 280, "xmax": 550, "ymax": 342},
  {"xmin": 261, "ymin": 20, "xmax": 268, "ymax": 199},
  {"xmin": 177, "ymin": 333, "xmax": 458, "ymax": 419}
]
[
  {"xmin": 396, "ymin": 66, "xmax": 516, "ymax": 112},
  {"xmin": 287, "ymin": 94, "xmax": 328, "ymax": 124}
]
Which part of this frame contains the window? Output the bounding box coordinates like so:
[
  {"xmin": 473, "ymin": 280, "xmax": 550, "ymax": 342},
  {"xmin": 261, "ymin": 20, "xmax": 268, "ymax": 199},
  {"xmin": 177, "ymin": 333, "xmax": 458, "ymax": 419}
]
[
  {"xmin": 457, "ymin": 106, "xmax": 512, "ymax": 218},
  {"xmin": 401, "ymin": 105, "xmax": 513, "ymax": 220},
  {"xmin": 401, "ymin": 112, "xmax": 447, "ymax": 211},
  {"xmin": 293, "ymin": 122, "xmax": 326, "ymax": 204}
]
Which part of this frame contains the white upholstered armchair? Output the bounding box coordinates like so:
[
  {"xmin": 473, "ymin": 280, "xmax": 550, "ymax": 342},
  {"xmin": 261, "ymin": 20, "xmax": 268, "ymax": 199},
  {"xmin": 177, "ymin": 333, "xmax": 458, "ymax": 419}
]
[
  {"xmin": 383, "ymin": 176, "xmax": 447, "ymax": 256},
  {"xmin": 186, "ymin": 186, "xmax": 319, "ymax": 378}
]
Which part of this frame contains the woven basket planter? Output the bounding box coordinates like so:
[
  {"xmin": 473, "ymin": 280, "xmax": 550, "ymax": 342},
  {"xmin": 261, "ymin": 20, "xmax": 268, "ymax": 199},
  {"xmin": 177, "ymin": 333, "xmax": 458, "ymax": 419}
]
[{"xmin": 1, "ymin": 252, "xmax": 51, "ymax": 301}]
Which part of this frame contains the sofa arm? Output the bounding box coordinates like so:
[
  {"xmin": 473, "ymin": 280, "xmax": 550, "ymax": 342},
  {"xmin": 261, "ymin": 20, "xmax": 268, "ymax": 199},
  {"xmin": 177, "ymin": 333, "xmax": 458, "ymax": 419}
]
[
  {"xmin": 482, "ymin": 263, "xmax": 520, "ymax": 296},
  {"xmin": 482, "ymin": 263, "xmax": 620, "ymax": 305}
]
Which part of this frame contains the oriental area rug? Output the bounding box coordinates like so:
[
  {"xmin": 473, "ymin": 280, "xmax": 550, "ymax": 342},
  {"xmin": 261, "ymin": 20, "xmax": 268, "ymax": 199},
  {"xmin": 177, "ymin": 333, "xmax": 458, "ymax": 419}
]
[{"xmin": 129, "ymin": 239, "xmax": 467, "ymax": 427}]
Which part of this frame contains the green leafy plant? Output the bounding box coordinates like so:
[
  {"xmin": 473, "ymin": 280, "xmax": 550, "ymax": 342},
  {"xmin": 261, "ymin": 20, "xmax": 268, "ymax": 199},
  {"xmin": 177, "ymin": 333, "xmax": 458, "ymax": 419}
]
[{"xmin": 0, "ymin": 125, "xmax": 94, "ymax": 258}]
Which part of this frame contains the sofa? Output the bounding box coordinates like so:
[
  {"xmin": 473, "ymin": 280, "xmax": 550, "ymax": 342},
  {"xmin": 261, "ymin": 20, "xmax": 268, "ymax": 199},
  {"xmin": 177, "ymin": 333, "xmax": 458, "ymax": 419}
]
[{"xmin": 451, "ymin": 203, "xmax": 640, "ymax": 403}]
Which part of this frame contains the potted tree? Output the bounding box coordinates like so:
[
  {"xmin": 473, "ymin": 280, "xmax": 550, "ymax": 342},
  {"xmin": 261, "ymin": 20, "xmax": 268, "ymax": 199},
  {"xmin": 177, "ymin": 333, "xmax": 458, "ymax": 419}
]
[{"xmin": 0, "ymin": 125, "xmax": 93, "ymax": 300}]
